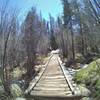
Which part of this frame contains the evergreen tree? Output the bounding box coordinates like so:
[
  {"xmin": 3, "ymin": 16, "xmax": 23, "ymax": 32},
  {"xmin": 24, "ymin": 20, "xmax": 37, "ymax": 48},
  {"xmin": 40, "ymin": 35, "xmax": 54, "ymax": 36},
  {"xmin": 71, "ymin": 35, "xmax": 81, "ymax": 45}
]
[{"xmin": 49, "ymin": 15, "xmax": 58, "ymax": 50}]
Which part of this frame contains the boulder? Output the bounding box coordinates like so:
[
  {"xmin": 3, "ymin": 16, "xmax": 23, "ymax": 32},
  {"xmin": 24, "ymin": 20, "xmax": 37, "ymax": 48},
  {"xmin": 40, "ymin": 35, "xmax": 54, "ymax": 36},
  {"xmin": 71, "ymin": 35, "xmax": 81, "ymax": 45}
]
[
  {"xmin": 0, "ymin": 86, "xmax": 5, "ymax": 95},
  {"xmin": 15, "ymin": 97, "xmax": 26, "ymax": 100},
  {"xmin": 79, "ymin": 85, "xmax": 91, "ymax": 97},
  {"xmin": 10, "ymin": 84, "xmax": 23, "ymax": 97},
  {"xmin": 0, "ymin": 86, "xmax": 7, "ymax": 100},
  {"xmin": 81, "ymin": 97, "xmax": 92, "ymax": 100}
]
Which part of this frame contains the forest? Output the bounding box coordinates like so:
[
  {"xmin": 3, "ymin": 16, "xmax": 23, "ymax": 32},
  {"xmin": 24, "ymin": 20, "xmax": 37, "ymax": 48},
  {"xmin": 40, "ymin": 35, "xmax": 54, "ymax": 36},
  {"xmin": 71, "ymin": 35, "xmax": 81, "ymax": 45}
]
[{"xmin": 0, "ymin": 0, "xmax": 100, "ymax": 100}]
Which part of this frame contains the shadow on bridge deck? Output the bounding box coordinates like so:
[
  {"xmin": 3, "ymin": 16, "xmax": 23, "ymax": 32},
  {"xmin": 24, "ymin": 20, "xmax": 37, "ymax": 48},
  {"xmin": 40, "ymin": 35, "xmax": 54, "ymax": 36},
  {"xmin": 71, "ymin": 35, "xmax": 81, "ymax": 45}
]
[{"xmin": 26, "ymin": 95, "xmax": 82, "ymax": 100}]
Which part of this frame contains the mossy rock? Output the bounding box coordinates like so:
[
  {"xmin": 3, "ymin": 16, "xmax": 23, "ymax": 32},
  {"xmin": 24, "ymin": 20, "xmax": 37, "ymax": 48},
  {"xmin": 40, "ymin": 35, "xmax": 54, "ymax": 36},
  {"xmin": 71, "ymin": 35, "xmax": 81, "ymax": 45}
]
[
  {"xmin": 15, "ymin": 97, "xmax": 26, "ymax": 100},
  {"xmin": 10, "ymin": 84, "xmax": 23, "ymax": 97},
  {"xmin": 94, "ymin": 79, "xmax": 100, "ymax": 99},
  {"xmin": 81, "ymin": 97, "xmax": 91, "ymax": 100},
  {"xmin": 0, "ymin": 86, "xmax": 7, "ymax": 100},
  {"xmin": 95, "ymin": 79, "xmax": 100, "ymax": 90},
  {"xmin": 74, "ymin": 59, "xmax": 100, "ymax": 100},
  {"xmin": 74, "ymin": 59, "xmax": 100, "ymax": 84},
  {"xmin": 0, "ymin": 86, "xmax": 5, "ymax": 94}
]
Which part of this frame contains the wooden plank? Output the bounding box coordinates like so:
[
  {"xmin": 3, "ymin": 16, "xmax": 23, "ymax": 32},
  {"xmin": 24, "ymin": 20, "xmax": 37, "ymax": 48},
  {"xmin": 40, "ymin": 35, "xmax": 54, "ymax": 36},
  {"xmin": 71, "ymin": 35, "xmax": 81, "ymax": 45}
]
[
  {"xmin": 29, "ymin": 95, "xmax": 82, "ymax": 100},
  {"xmin": 33, "ymin": 87, "xmax": 69, "ymax": 91},
  {"xmin": 37, "ymin": 80, "xmax": 67, "ymax": 84},
  {"xmin": 31, "ymin": 90, "xmax": 72, "ymax": 96},
  {"xmin": 35, "ymin": 84, "xmax": 68, "ymax": 88},
  {"xmin": 42, "ymin": 76, "xmax": 65, "ymax": 79}
]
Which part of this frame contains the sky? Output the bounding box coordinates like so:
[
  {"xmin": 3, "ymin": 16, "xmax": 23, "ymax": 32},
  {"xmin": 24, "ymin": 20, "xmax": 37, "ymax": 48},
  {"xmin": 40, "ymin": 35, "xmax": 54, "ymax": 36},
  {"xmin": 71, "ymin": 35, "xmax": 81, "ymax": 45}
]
[{"xmin": 2, "ymin": 0, "xmax": 63, "ymax": 22}]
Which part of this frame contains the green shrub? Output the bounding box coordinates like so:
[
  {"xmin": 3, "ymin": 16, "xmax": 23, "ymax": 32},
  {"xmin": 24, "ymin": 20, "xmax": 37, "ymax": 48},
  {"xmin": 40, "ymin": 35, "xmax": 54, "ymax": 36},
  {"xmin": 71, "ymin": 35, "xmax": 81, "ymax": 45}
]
[
  {"xmin": 95, "ymin": 79, "xmax": 100, "ymax": 90},
  {"xmin": 74, "ymin": 59, "xmax": 100, "ymax": 99},
  {"xmin": 10, "ymin": 84, "xmax": 23, "ymax": 97},
  {"xmin": 74, "ymin": 59, "xmax": 99, "ymax": 83},
  {"xmin": 11, "ymin": 67, "xmax": 26, "ymax": 79}
]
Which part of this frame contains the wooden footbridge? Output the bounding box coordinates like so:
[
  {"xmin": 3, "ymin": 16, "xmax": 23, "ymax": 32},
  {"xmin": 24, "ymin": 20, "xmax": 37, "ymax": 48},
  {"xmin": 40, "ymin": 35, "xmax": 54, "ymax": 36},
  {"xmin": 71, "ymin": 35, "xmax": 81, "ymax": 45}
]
[{"xmin": 25, "ymin": 53, "xmax": 82, "ymax": 100}]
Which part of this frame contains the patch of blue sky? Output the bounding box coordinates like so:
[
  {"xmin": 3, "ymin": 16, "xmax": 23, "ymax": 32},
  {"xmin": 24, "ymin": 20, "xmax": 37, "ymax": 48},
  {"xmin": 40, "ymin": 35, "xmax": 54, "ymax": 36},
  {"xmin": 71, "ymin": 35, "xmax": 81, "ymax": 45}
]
[{"xmin": 1, "ymin": 0, "xmax": 63, "ymax": 23}]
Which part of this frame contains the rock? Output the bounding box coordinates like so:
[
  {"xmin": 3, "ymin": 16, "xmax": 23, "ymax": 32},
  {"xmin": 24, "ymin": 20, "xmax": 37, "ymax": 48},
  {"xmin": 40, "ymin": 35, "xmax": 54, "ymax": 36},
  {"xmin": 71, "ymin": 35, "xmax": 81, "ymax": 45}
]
[
  {"xmin": 79, "ymin": 85, "xmax": 91, "ymax": 96},
  {"xmin": 81, "ymin": 64, "xmax": 88, "ymax": 69},
  {"xmin": 0, "ymin": 86, "xmax": 5, "ymax": 96},
  {"xmin": 81, "ymin": 97, "xmax": 92, "ymax": 100},
  {"xmin": 51, "ymin": 49, "xmax": 60, "ymax": 54},
  {"xmin": 0, "ymin": 86, "xmax": 4, "ymax": 92},
  {"xmin": 0, "ymin": 86, "xmax": 7, "ymax": 100},
  {"xmin": 10, "ymin": 84, "xmax": 23, "ymax": 97},
  {"xmin": 15, "ymin": 97, "xmax": 26, "ymax": 100}
]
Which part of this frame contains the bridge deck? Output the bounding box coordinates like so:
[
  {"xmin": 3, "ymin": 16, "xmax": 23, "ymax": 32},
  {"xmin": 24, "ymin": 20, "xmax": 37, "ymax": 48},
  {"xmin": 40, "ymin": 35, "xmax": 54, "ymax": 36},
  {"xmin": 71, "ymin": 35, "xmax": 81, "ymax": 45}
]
[{"xmin": 30, "ymin": 54, "xmax": 82, "ymax": 100}]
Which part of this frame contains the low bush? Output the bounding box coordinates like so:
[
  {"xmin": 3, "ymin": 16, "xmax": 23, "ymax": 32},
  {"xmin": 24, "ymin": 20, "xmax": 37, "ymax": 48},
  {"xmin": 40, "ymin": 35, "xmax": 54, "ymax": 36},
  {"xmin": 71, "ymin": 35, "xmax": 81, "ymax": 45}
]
[{"xmin": 74, "ymin": 59, "xmax": 100, "ymax": 100}]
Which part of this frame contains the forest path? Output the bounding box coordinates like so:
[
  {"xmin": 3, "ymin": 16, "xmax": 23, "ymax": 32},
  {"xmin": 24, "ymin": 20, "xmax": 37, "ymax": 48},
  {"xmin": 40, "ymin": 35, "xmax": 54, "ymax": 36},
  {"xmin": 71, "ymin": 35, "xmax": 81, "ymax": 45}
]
[
  {"xmin": 31, "ymin": 54, "xmax": 72, "ymax": 96},
  {"xmin": 29, "ymin": 52, "xmax": 82, "ymax": 100}
]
